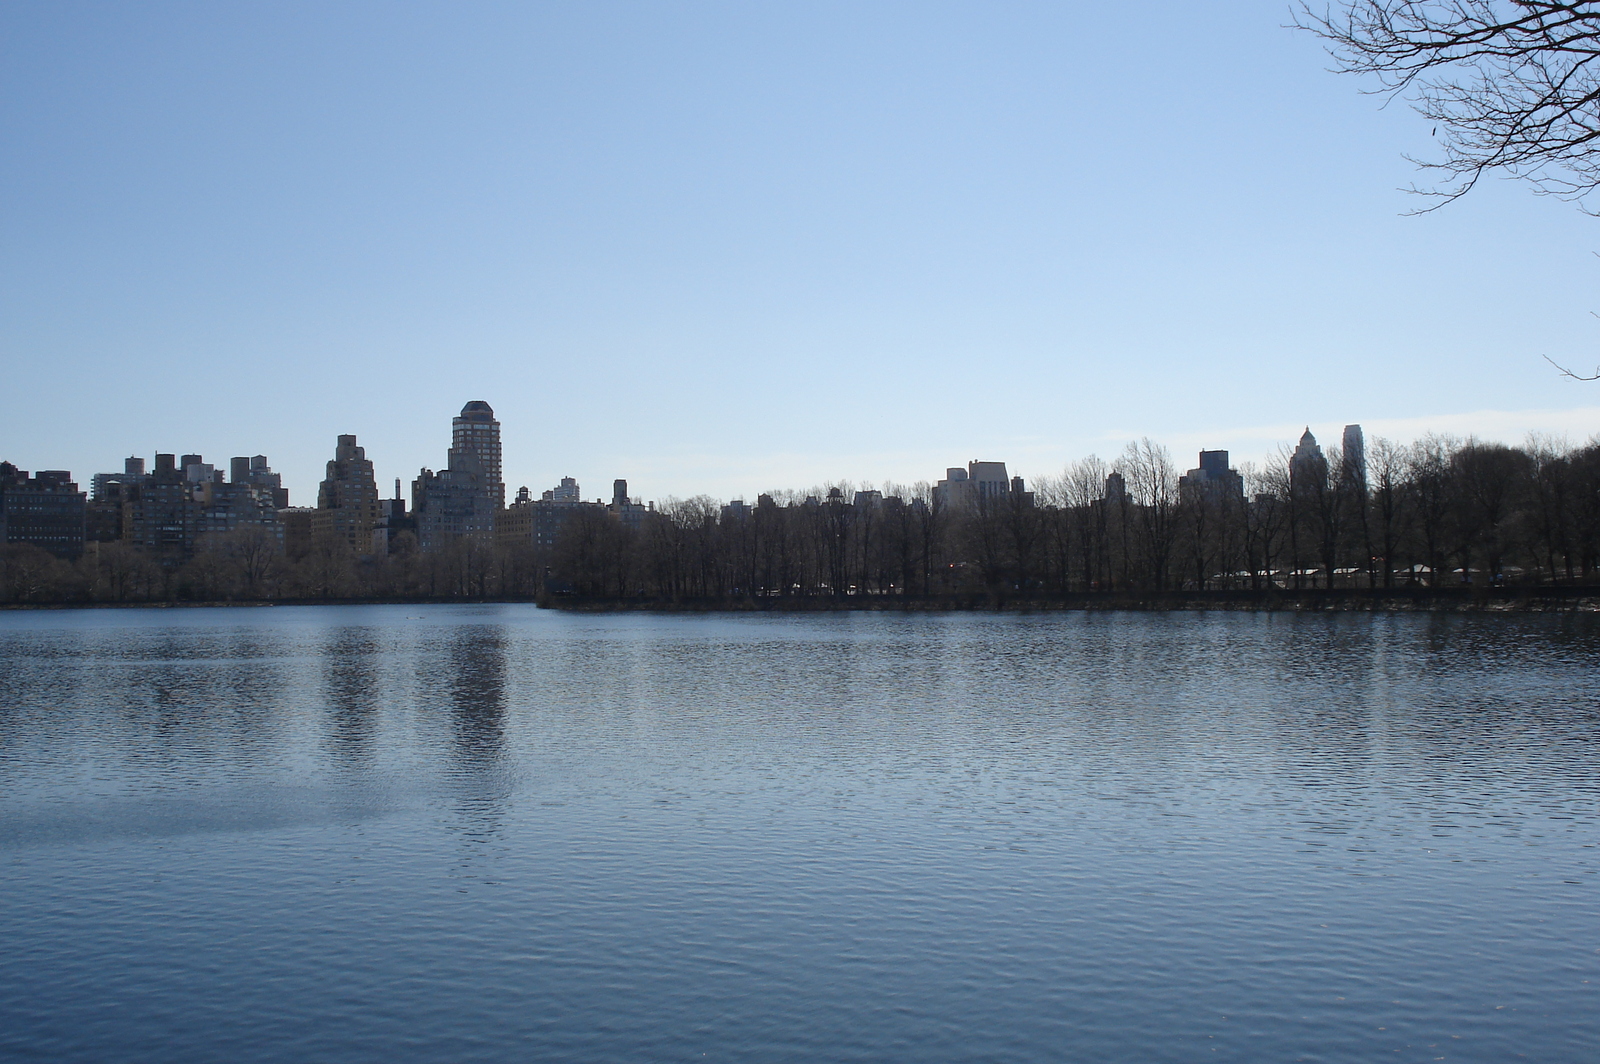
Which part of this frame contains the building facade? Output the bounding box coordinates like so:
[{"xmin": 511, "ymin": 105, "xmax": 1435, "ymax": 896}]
[
  {"xmin": 1341, "ymin": 424, "xmax": 1366, "ymax": 490},
  {"xmin": 452, "ymin": 401, "xmax": 504, "ymax": 509},
  {"xmin": 125, "ymin": 453, "xmax": 200, "ymax": 560},
  {"xmin": 1290, "ymin": 428, "xmax": 1328, "ymax": 494},
  {"xmin": 314, "ymin": 435, "xmax": 382, "ymax": 553},
  {"xmin": 0, "ymin": 463, "xmax": 87, "ymax": 559},
  {"xmin": 1179, "ymin": 450, "xmax": 1245, "ymax": 498},
  {"xmin": 414, "ymin": 406, "xmax": 504, "ymax": 552},
  {"xmin": 934, "ymin": 461, "xmax": 1032, "ymax": 509}
]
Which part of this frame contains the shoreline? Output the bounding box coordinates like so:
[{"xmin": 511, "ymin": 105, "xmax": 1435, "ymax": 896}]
[{"xmin": 5, "ymin": 587, "xmax": 1600, "ymax": 613}]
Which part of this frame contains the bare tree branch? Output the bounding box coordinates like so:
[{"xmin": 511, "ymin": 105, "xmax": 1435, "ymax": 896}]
[
  {"xmin": 1543, "ymin": 352, "xmax": 1600, "ymax": 376},
  {"xmin": 1296, "ymin": 2, "xmax": 1600, "ymax": 210}
]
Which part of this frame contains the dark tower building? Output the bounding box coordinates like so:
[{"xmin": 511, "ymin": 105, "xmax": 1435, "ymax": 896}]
[
  {"xmin": 414, "ymin": 403, "xmax": 500, "ymax": 552},
  {"xmin": 452, "ymin": 401, "xmax": 503, "ymax": 509},
  {"xmin": 1341, "ymin": 424, "xmax": 1367, "ymax": 490},
  {"xmin": 314, "ymin": 435, "xmax": 381, "ymax": 552},
  {"xmin": 1180, "ymin": 449, "xmax": 1245, "ymax": 498},
  {"xmin": 1290, "ymin": 428, "xmax": 1328, "ymax": 494}
]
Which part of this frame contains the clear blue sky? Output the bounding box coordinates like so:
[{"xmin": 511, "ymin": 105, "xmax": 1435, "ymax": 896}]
[{"xmin": 4, "ymin": 0, "xmax": 1597, "ymax": 504}]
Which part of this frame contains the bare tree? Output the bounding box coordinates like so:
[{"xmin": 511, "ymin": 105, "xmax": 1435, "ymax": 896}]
[
  {"xmin": 1121, "ymin": 439, "xmax": 1180, "ymax": 590},
  {"xmin": 1367, "ymin": 435, "xmax": 1413, "ymax": 585},
  {"xmin": 1300, "ymin": 2, "xmax": 1600, "ymax": 207}
]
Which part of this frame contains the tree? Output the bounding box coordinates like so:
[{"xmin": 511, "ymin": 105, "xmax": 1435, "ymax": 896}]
[
  {"xmin": 1300, "ymin": 2, "xmax": 1600, "ymax": 208},
  {"xmin": 1121, "ymin": 439, "xmax": 1180, "ymax": 590}
]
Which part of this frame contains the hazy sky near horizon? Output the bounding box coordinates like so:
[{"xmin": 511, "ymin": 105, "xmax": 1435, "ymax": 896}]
[{"xmin": 4, "ymin": 0, "xmax": 1599, "ymax": 504}]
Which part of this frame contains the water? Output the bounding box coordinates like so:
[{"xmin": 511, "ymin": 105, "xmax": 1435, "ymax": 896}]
[{"xmin": 1, "ymin": 605, "xmax": 1596, "ymax": 1063}]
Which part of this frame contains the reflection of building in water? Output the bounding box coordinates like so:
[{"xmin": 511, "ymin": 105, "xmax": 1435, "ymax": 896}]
[
  {"xmin": 322, "ymin": 629, "xmax": 381, "ymax": 763},
  {"xmin": 447, "ymin": 628, "xmax": 508, "ymax": 767}
]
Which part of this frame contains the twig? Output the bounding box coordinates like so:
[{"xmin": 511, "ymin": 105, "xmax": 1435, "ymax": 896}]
[{"xmin": 1543, "ymin": 353, "xmax": 1600, "ymax": 380}]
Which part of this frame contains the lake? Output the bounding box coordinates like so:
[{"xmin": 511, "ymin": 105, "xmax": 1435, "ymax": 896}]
[{"xmin": 1, "ymin": 605, "xmax": 1596, "ymax": 1062}]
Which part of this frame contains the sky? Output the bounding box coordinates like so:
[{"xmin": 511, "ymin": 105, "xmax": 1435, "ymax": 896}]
[{"xmin": 3, "ymin": 0, "xmax": 1598, "ymax": 506}]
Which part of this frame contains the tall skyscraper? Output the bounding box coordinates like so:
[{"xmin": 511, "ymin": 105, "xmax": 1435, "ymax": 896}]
[
  {"xmin": 314, "ymin": 434, "xmax": 381, "ymax": 552},
  {"xmin": 1290, "ymin": 428, "xmax": 1328, "ymax": 493},
  {"xmin": 413, "ymin": 403, "xmax": 501, "ymax": 551},
  {"xmin": 1341, "ymin": 424, "xmax": 1366, "ymax": 490},
  {"xmin": 452, "ymin": 401, "xmax": 503, "ymax": 509}
]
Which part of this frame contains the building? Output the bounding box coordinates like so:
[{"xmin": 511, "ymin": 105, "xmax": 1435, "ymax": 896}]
[
  {"xmin": 0, "ymin": 463, "xmax": 87, "ymax": 559},
  {"xmin": 496, "ymin": 487, "xmax": 536, "ymax": 550},
  {"xmin": 373, "ymin": 479, "xmax": 416, "ymax": 554},
  {"xmin": 1290, "ymin": 428, "xmax": 1328, "ymax": 493},
  {"xmin": 934, "ymin": 461, "xmax": 1032, "ymax": 509},
  {"xmin": 1104, "ymin": 471, "xmax": 1131, "ymax": 505},
  {"xmin": 412, "ymin": 404, "xmax": 506, "ymax": 552},
  {"xmin": 314, "ymin": 435, "xmax": 382, "ymax": 553},
  {"xmin": 453, "ymin": 401, "xmax": 504, "ymax": 509},
  {"xmin": 852, "ymin": 490, "xmax": 884, "ymax": 509},
  {"xmin": 195, "ymin": 479, "xmax": 283, "ymax": 547},
  {"xmin": 496, "ymin": 477, "xmax": 617, "ymax": 552},
  {"xmin": 1179, "ymin": 450, "xmax": 1245, "ymax": 499},
  {"xmin": 85, "ymin": 452, "xmax": 285, "ymax": 555},
  {"xmin": 279, "ymin": 507, "xmax": 316, "ymax": 560},
  {"xmin": 1341, "ymin": 424, "xmax": 1366, "ymax": 489},
  {"xmin": 413, "ymin": 462, "xmax": 497, "ymax": 551},
  {"xmin": 91, "ymin": 456, "xmax": 146, "ymax": 502},
  {"xmin": 545, "ymin": 476, "xmax": 581, "ymax": 503},
  {"xmin": 122, "ymin": 453, "xmax": 201, "ymax": 559},
  {"xmin": 231, "ymin": 455, "xmax": 290, "ymax": 509},
  {"xmin": 608, "ymin": 479, "xmax": 648, "ymax": 531}
]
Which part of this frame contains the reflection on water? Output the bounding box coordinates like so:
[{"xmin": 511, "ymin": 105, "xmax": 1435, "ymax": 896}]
[
  {"xmin": 442, "ymin": 623, "xmax": 510, "ymax": 849},
  {"xmin": 323, "ymin": 627, "xmax": 380, "ymax": 765},
  {"xmin": 0, "ymin": 605, "xmax": 1597, "ymax": 1064},
  {"xmin": 445, "ymin": 624, "xmax": 507, "ymax": 770}
]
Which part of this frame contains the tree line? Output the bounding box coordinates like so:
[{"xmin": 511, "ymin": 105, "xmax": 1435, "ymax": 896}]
[
  {"xmin": 547, "ymin": 434, "xmax": 1600, "ymax": 602},
  {"xmin": 4, "ymin": 433, "xmax": 1599, "ymax": 606}
]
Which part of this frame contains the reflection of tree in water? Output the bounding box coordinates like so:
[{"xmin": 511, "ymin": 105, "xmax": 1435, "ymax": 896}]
[{"xmin": 323, "ymin": 628, "xmax": 381, "ymax": 767}]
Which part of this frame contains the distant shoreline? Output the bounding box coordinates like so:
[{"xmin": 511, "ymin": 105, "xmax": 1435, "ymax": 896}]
[{"xmin": 5, "ymin": 587, "xmax": 1599, "ymax": 613}]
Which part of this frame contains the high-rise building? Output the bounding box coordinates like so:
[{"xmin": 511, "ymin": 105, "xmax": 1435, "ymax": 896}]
[
  {"xmin": 452, "ymin": 401, "xmax": 503, "ymax": 509},
  {"xmin": 1179, "ymin": 449, "xmax": 1245, "ymax": 498},
  {"xmin": 1104, "ymin": 471, "xmax": 1131, "ymax": 504},
  {"xmin": 933, "ymin": 461, "xmax": 1030, "ymax": 509},
  {"xmin": 126, "ymin": 453, "xmax": 200, "ymax": 559},
  {"xmin": 414, "ymin": 406, "xmax": 501, "ymax": 551},
  {"xmin": 1290, "ymin": 428, "xmax": 1328, "ymax": 493},
  {"xmin": 314, "ymin": 435, "xmax": 381, "ymax": 552},
  {"xmin": 0, "ymin": 463, "xmax": 86, "ymax": 559},
  {"xmin": 1341, "ymin": 424, "xmax": 1366, "ymax": 490}
]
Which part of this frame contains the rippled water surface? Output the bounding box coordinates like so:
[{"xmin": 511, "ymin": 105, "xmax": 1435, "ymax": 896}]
[{"xmin": 1, "ymin": 605, "xmax": 1597, "ymax": 1063}]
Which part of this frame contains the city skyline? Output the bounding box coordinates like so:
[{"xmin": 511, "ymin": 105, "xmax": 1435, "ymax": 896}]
[
  {"xmin": 7, "ymin": 406, "xmax": 1596, "ymax": 517},
  {"xmin": 3, "ymin": 2, "xmax": 1598, "ymax": 504}
]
